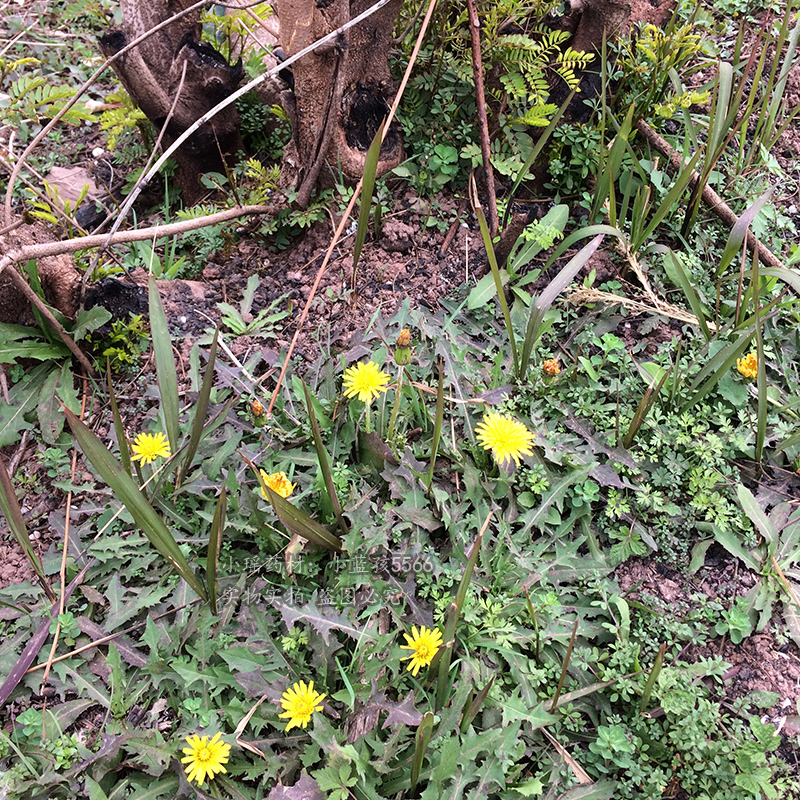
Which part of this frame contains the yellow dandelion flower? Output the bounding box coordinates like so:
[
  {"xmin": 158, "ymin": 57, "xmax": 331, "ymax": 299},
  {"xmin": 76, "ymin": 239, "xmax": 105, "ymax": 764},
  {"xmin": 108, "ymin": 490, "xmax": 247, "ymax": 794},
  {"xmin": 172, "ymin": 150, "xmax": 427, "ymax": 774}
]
[
  {"xmin": 181, "ymin": 731, "xmax": 231, "ymax": 786},
  {"xmin": 130, "ymin": 432, "xmax": 171, "ymax": 465},
  {"xmin": 342, "ymin": 361, "xmax": 391, "ymax": 403},
  {"xmin": 279, "ymin": 680, "xmax": 326, "ymax": 731},
  {"xmin": 259, "ymin": 470, "xmax": 296, "ymax": 500},
  {"xmin": 400, "ymin": 625, "xmax": 443, "ymax": 677},
  {"xmin": 737, "ymin": 352, "xmax": 758, "ymax": 380},
  {"xmin": 475, "ymin": 412, "xmax": 534, "ymax": 467},
  {"xmin": 542, "ymin": 358, "xmax": 560, "ymax": 376}
]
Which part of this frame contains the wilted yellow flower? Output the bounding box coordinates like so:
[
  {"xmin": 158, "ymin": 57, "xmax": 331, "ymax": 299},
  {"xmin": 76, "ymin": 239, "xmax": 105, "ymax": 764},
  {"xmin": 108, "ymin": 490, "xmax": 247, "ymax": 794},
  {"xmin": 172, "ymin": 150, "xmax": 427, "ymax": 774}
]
[
  {"xmin": 181, "ymin": 732, "xmax": 231, "ymax": 786},
  {"xmin": 342, "ymin": 361, "xmax": 391, "ymax": 403},
  {"xmin": 259, "ymin": 470, "xmax": 296, "ymax": 499},
  {"xmin": 542, "ymin": 358, "xmax": 560, "ymax": 376},
  {"xmin": 251, "ymin": 398, "xmax": 265, "ymax": 417},
  {"xmin": 737, "ymin": 352, "xmax": 758, "ymax": 379},
  {"xmin": 130, "ymin": 432, "xmax": 171, "ymax": 465},
  {"xmin": 394, "ymin": 329, "xmax": 412, "ymax": 366},
  {"xmin": 400, "ymin": 625, "xmax": 443, "ymax": 677},
  {"xmin": 475, "ymin": 412, "xmax": 534, "ymax": 467},
  {"xmin": 279, "ymin": 680, "xmax": 326, "ymax": 731}
]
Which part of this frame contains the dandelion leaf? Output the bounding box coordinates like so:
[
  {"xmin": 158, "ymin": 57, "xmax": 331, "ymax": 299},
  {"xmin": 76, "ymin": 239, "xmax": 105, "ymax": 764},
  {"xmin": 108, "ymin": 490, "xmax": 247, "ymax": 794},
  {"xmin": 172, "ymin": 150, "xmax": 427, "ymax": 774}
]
[{"xmin": 271, "ymin": 598, "xmax": 362, "ymax": 644}]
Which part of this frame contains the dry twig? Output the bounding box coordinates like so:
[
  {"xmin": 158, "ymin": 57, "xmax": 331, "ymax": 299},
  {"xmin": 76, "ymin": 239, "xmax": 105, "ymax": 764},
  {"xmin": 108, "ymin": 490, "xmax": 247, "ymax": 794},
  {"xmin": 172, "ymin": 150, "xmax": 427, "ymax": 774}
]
[
  {"xmin": 636, "ymin": 119, "xmax": 786, "ymax": 270},
  {"xmin": 466, "ymin": 0, "xmax": 498, "ymax": 238}
]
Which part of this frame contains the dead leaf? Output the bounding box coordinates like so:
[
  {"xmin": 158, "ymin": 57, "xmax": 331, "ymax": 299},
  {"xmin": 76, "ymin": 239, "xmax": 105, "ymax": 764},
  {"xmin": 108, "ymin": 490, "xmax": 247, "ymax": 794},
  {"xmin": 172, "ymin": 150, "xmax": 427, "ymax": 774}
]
[{"xmin": 267, "ymin": 773, "xmax": 324, "ymax": 800}]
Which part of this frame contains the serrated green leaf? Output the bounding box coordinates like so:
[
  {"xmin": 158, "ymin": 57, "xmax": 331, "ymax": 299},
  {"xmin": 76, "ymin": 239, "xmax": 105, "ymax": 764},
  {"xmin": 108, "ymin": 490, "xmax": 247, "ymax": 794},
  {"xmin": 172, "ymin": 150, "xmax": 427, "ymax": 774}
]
[
  {"xmin": 523, "ymin": 464, "xmax": 594, "ymax": 533},
  {"xmin": 556, "ymin": 781, "xmax": 619, "ymax": 800},
  {"xmin": 64, "ymin": 406, "xmax": 207, "ymax": 600},
  {"xmin": 181, "ymin": 325, "xmax": 220, "ymax": 484}
]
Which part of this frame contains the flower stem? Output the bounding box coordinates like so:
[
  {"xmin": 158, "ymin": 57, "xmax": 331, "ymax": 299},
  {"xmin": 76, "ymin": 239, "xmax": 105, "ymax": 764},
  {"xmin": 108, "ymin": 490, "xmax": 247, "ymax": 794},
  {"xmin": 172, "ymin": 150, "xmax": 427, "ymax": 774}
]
[
  {"xmin": 386, "ymin": 366, "xmax": 405, "ymax": 442},
  {"xmin": 365, "ymin": 400, "xmax": 372, "ymax": 434}
]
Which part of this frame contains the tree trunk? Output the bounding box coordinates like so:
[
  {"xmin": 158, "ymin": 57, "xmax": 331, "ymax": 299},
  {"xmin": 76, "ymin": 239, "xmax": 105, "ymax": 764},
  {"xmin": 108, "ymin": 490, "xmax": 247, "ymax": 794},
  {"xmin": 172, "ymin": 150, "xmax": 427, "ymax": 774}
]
[
  {"xmin": 99, "ymin": 0, "xmax": 244, "ymax": 205},
  {"xmin": 0, "ymin": 219, "xmax": 80, "ymax": 325},
  {"xmin": 274, "ymin": 0, "xmax": 405, "ymax": 206}
]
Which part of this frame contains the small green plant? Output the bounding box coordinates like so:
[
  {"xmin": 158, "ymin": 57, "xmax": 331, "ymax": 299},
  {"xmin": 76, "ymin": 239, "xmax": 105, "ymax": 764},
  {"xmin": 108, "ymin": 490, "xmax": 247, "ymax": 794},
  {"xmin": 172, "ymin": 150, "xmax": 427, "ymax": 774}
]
[
  {"xmin": 715, "ymin": 597, "xmax": 755, "ymax": 644},
  {"xmin": 49, "ymin": 611, "xmax": 81, "ymax": 646},
  {"xmin": 94, "ymin": 314, "xmax": 150, "ymax": 372},
  {"xmin": 0, "ymin": 72, "xmax": 96, "ymax": 142},
  {"xmin": 200, "ymin": 2, "xmax": 275, "ymax": 65},
  {"xmin": 215, "ymin": 274, "xmax": 290, "ymax": 338},
  {"xmin": 123, "ymin": 239, "xmax": 187, "ymax": 280},
  {"xmin": 15, "ymin": 709, "xmax": 42, "ymax": 741},
  {"xmin": 548, "ymin": 123, "xmax": 604, "ymax": 195},
  {"xmin": 98, "ymin": 87, "xmax": 152, "ymax": 151}
]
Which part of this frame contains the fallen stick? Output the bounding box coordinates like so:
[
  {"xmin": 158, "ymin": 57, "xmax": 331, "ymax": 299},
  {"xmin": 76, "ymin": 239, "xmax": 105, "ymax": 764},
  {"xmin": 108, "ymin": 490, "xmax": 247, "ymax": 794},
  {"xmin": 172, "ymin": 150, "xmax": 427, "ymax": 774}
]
[
  {"xmin": 636, "ymin": 119, "xmax": 786, "ymax": 270},
  {"xmin": 466, "ymin": 0, "xmax": 498, "ymax": 237},
  {"xmin": 0, "ymin": 204, "xmax": 277, "ymax": 271}
]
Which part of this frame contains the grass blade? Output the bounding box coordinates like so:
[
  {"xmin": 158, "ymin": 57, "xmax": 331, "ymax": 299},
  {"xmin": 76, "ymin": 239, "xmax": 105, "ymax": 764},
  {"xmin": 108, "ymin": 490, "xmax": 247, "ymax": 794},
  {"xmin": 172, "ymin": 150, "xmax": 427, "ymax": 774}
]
[
  {"xmin": 758, "ymin": 267, "xmax": 800, "ymax": 294},
  {"xmin": 351, "ymin": 121, "xmax": 385, "ymax": 288},
  {"xmin": 521, "ymin": 234, "xmax": 605, "ymax": 379},
  {"xmin": 752, "ymin": 251, "xmax": 767, "ymax": 463},
  {"xmin": 301, "ymin": 379, "xmax": 348, "ymax": 536},
  {"xmin": 64, "ymin": 406, "xmax": 207, "ymax": 600},
  {"xmin": 244, "ymin": 455, "xmax": 341, "ymax": 551},
  {"xmin": 435, "ymin": 601, "xmax": 458, "ymax": 712},
  {"xmin": 680, "ymin": 327, "xmax": 754, "ymax": 412},
  {"xmin": 640, "ymin": 642, "xmax": 666, "ymax": 712},
  {"xmin": 472, "ymin": 175, "xmax": 518, "ymax": 376},
  {"xmin": 410, "ymin": 711, "xmax": 435, "ymax": 794},
  {"xmin": 665, "ymin": 249, "xmax": 711, "ymax": 341},
  {"xmin": 148, "ymin": 275, "xmax": 180, "ymax": 453},
  {"xmin": 435, "ymin": 515, "xmax": 489, "ymax": 711},
  {"xmin": 551, "ymin": 618, "xmax": 579, "ymax": 712},
  {"xmin": 636, "ymin": 149, "xmax": 703, "ymax": 250},
  {"xmin": 763, "ymin": 6, "xmax": 800, "ymax": 144},
  {"xmin": 207, "ymin": 486, "xmax": 227, "ymax": 614},
  {"xmin": 426, "ymin": 357, "xmax": 444, "ymax": 492},
  {"xmin": 716, "ymin": 189, "xmax": 773, "ymax": 277},
  {"xmin": 591, "ymin": 105, "xmax": 633, "ymax": 223},
  {"xmin": 460, "ymin": 675, "xmax": 494, "ymax": 733},
  {"xmin": 623, "ymin": 362, "xmax": 671, "ymax": 449},
  {"xmin": 503, "ymin": 89, "xmax": 576, "ymax": 226},
  {"xmin": 107, "ymin": 360, "xmax": 132, "ymax": 477},
  {"xmin": 182, "ymin": 325, "xmax": 220, "ymax": 483},
  {"xmin": 0, "ymin": 455, "xmax": 55, "ymax": 602}
]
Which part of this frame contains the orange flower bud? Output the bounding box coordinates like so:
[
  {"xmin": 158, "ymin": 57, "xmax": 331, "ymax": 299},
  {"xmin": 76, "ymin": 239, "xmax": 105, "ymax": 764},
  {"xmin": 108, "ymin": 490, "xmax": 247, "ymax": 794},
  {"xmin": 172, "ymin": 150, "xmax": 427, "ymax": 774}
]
[{"xmin": 542, "ymin": 358, "xmax": 560, "ymax": 376}]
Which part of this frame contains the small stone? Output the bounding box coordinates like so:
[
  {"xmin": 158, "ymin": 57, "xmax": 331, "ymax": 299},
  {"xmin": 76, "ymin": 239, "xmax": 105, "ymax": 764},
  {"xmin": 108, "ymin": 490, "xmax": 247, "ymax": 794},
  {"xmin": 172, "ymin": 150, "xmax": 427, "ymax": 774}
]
[{"xmin": 381, "ymin": 219, "xmax": 415, "ymax": 253}]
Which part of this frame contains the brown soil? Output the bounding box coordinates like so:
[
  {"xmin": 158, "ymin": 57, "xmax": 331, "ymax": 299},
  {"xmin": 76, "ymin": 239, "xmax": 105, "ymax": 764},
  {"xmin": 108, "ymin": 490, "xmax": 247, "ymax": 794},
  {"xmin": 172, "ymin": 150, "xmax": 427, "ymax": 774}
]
[
  {"xmin": 616, "ymin": 557, "xmax": 800, "ymax": 718},
  {"xmin": 155, "ymin": 190, "xmax": 479, "ymax": 357}
]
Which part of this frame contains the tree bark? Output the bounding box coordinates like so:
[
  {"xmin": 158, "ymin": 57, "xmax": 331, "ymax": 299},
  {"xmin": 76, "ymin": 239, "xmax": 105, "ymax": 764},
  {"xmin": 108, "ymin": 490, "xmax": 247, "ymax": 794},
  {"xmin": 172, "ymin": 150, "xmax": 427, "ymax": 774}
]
[
  {"xmin": 0, "ymin": 219, "xmax": 80, "ymax": 325},
  {"xmin": 275, "ymin": 0, "xmax": 405, "ymax": 206},
  {"xmin": 99, "ymin": 0, "xmax": 244, "ymax": 205}
]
